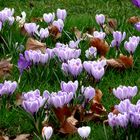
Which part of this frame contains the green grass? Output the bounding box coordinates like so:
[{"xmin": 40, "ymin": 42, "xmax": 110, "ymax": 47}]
[{"xmin": 0, "ymin": 0, "xmax": 140, "ymax": 139}]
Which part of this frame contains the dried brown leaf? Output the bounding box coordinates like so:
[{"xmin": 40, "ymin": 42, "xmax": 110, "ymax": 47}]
[
  {"xmin": 107, "ymin": 18, "xmax": 117, "ymax": 29},
  {"xmin": 59, "ymin": 120, "xmax": 77, "ymax": 134},
  {"xmin": 14, "ymin": 134, "xmax": 30, "ymax": 140},
  {"xmin": 128, "ymin": 16, "xmax": 140, "ymax": 24},
  {"xmin": 67, "ymin": 116, "xmax": 78, "ymax": 126},
  {"xmin": 0, "ymin": 59, "xmax": 13, "ymax": 78},
  {"xmin": 26, "ymin": 38, "xmax": 46, "ymax": 53},
  {"xmin": 90, "ymin": 38, "xmax": 109, "ymax": 56},
  {"xmin": 15, "ymin": 93, "xmax": 23, "ymax": 106},
  {"xmin": 106, "ymin": 54, "xmax": 133, "ymax": 69},
  {"xmin": 48, "ymin": 25, "xmax": 61, "ymax": 39},
  {"xmin": 31, "ymin": 17, "xmax": 43, "ymax": 22},
  {"xmin": 73, "ymin": 27, "xmax": 82, "ymax": 40},
  {"xmin": 0, "ymin": 136, "xmax": 6, "ymax": 140},
  {"xmin": 94, "ymin": 89, "xmax": 103, "ymax": 103}
]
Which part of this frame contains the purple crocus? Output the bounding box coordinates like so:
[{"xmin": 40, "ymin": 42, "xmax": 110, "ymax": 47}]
[
  {"xmin": 39, "ymin": 28, "xmax": 49, "ymax": 40},
  {"xmin": 135, "ymin": 22, "xmax": 140, "ymax": 31},
  {"xmin": 124, "ymin": 36, "xmax": 140, "ymax": 54},
  {"xmin": 95, "ymin": 14, "xmax": 105, "ymax": 26},
  {"xmin": 81, "ymin": 86, "xmax": 95, "ymax": 101},
  {"xmin": 18, "ymin": 53, "xmax": 32, "ymax": 74},
  {"xmin": 56, "ymin": 9, "xmax": 67, "ymax": 21},
  {"xmin": 132, "ymin": 0, "xmax": 140, "ymax": 8},
  {"xmin": 22, "ymin": 89, "xmax": 45, "ymax": 114},
  {"xmin": 53, "ymin": 46, "xmax": 81, "ymax": 62},
  {"xmin": 113, "ymin": 85, "xmax": 138, "ymax": 100},
  {"xmin": 61, "ymin": 58, "xmax": 83, "ymax": 77},
  {"xmin": 0, "ymin": 80, "xmax": 17, "ymax": 96},
  {"xmin": 85, "ymin": 47, "xmax": 97, "ymax": 59},
  {"xmin": 61, "ymin": 80, "xmax": 78, "ymax": 94},
  {"xmin": 52, "ymin": 19, "xmax": 64, "ymax": 32},
  {"xmin": 108, "ymin": 112, "xmax": 129, "ymax": 128},
  {"xmin": 93, "ymin": 31, "xmax": 106, "ymax": 40},
  {"xmin": 43, "ymin": 13, "xmax": 55, "ymax": 23},
  {"xmin": 24, "ymin": 23, "xmax": 39, "ymax": 36},
  {"xmin": 69, "ymin": 40, "xmax": 80, "ymax": 49},
  {"xmin": 111, "ymin": 31, "xmax": 126, "ymax": 49},
  {"xmin": 50, "ymin": 91, "xmax": 74, "ymax": 108}
]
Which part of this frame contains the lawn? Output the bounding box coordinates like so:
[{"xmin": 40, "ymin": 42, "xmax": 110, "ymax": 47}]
[{"xmin": 0, "ymin": 0, "xmax": 140, "ymax": 139}]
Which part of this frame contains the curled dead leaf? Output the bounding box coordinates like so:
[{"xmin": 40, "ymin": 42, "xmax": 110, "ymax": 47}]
[
  {"xmin": 128, "ymin": 16, "xmax": 140, "ymax": 24},
  {"xmin": 90, "ymin": 38, "xmax": 109, "ymax": 56},
  {"xmin": 67, "ymin": 116, "xmax": 78, "ymax": 126},
  {"xmin": 107, "ymin": 18, "xmax": 117, "ymax": 29},
  {"xmin": 94, "ymin": 89, "xmax": 103, "ymax": 103},
  {"xmin": 106, "ymin": 54, "xmax": 133, "ymax": 69},
  {"xmin": 72, "ymin": 27, "xmax": 82, "ymax": 40},
  {"xmin": 14, "ymin": 134, "xmax": 30, "ymax": 140},
  {"xmin": 48, "ymin": 25, "xmax": 61, "ymax": 39},
  {"xmin": 0, "ymin": 59, "xmax": 13, "ymax": 78},
  {"xmin": 15, "ymin": 93, "xmax": 23, "ymax": 106},
  {"xmin": 26, "ymin": 38, "xmax": 46, "ymax": 53}
]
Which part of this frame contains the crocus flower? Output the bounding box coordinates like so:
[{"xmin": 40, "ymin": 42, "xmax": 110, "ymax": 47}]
[
  {"xmin": 18, "ymin": 53, "xmax": 32, "ymax": 74},
  {"xmin": 0, "ymin": 8, "xmax": 14, "ymax": 23},
  {"xmin": 54, "ymin": 46, "xmax": 81, "ymax": 62},
  {"xmin": 108, "ymin": 112, "xmax": 129, "ymax": 128},
  {"xmin": 42, "ymin": 126, "xmax": 53, "ymax": 140},
  {"xmin": 95, "ymin": 14, "xmax": 105, "ymax": 26},
  {"xmin": 61, "ymin": 58, "xmax": 83, "ymax": 77},
  {"xmin": 50, "ymin": 91, "xmax": 74, "ymax": 108},
  {"xmin": 85, "ymin": 47, "xmax": 97, "ymax": 59},
  {"xmin": 124, "ymin": 36, "xmax": 140, "ymax": 54},
  {"xmin": 0, "ymin": 80, "xmax": 17, "ymax": 96},
  {"xmin": 43, "ymin": 13, "xmax": 55, "ymax": 23},
  {"xmin": 77, "ymin": 126, "xmax": 91, "ymax": 139},
  {"xmin": 52, "ymin": 19, "xmax": 64, "ymax": 32},
  {"xmin": 22, "ymin": 89, "xmax": 45, "ymax": 114},
  {"xmin": 69, "ymin": 40, "xmax": 80, "ymax": 49},
  {"xmin": 81, "ymin": 86, "xmax": 95, "ymax": 101},
  {"xmin": 24, "ymin": 23, "xmax": 39, "ymax": 36},
  {"xmin": 93, "ymin": 31, "xmax": 106, "ymax": 40},
  {"xmin": 56, "ymin": 8, "xmax": 67, "ymax": 21},
  {"xmin": 135, "ymin": 22, "xmax": 140, "ymax": 31},
  {"xmin": 39, "ymin": 28, "xmax": 49, "ymax": 40},
  {"xmin": 111, "ymin": 31, "xmax": 126, "ymax": 49},
  {"xmin": 113, "ymin": 85, "xmax": 138, "ymax": 100},
  {"xmin": 8, "ymin": 16, "xmax": 14, "ymax": 25},
  {"xmin": 61, "ymin": 80, "xmax": 78, "ymax": 94},
  {"xmin": 132, "ymin": 0, "xmax": 140, "ymax": 8}
]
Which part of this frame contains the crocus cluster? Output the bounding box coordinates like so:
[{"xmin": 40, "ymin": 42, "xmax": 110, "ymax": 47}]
[
  {"xmin": 85, "ymin": 46, "xmax": 97, "ymax": 59},
  {"xmin": 108, "ymin": 99, "xmax": 140, "ymax": 128},
  {"xmin": 83, "ymin": 60, "xmax": 106, "ymax": 80},
  {"xmin": 0, "ymin": 80, "xmax": 17, "ymax": 96},
  {"xmin": 93, "ymin": 31, "xmax": 106, "ymax": 40},
  {"xmin": 54, "ymin": 46, "xmax": 81, "ymax": 62},
  {"xmin": 113, "ymin": 85, "xmax": 138, "ymax": 100},
  {"xmin": 48, "ymin": 91, "xmax": 74, "ymax": 108},
  {"xmin": 0, "ymin": 8, "xmax": 15, "ymax": 30},
  {"xmin": 22, "ymin": 89, "xmax": 45, "ymax": 114},
  {"xmin": 62, "ymin": 58, "xmax": 83, "ymax": 77},
  {"xmin": 81, "ymin": 86, "xmax": 95, "ymax": 101},
  {"xmin": 124, "ymin": 36, "xmax": 140, "ymax": 54},
  {"xmin": 111, "ymin": 31, "xmax": 126, "ymax": 49}
]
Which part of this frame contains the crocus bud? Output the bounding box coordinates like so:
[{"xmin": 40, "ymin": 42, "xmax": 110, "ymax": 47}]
[
  {"xmin": 52, "ymin": 19, "xmax": 64, "ymax": 32},
  {"xmin": 77, "ymin": 126, "xmax": 91, "ymax": 139},
  {"xmin": 95, "ymin": 14, "xmax": 105, "ymax": 25},
  {"xmin": 56, "ymin": 8, "xmax": 67, "ymax": 20},
  {"xmin": 135, "ymin": 22, "xmax": 140, "ymax": 31},
  {"xmin": 43, "ymin": 13, "xmax": 55, "ymax": 23},
  {"xmin": 85, "ymin": 47, "xmax": 97, "ymax": 59},
  {"xmin": 42, "ymin": 126, "xmax": 53, "ymax": 140},
  {"xmin": 39, "ymin": 28, "xmax": 49, "ymax": 40}
]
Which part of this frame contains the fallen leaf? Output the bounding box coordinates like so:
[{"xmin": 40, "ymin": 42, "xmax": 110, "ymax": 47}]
[
  {"xmin": 59, "ymin": 120, "xmax": 77, "ymax": 134},
  {"xmin": 106, "ymin": 54, "xmax": 133, "ymax": 69},
  {"xmin": 90, "ymin": 38, "xmax": 109, "ymax": 56},
  {"xmin": 72, "ymin": 27, "xmax": 82, "ymax": 40},
  {"xmin": 48, "ymin": 25, "xmax": 61, "ymax": 39},
  {"xmin": 94, "ymin": 89, "xmax": 103, "ymax": 103},
  {"xmin": 26, "ymin": 38, "xmax": 46, "ymax": 53},
  {"xmin": 0, "ymin": 58, "xmax": 13, "ymax": 78},
  {"xmin": 67, "ymin": 116, "xmax": 78, "ymax": 126},
  {"xmin": 107, "ymin": 18, "xmax": 117, "ymax": 29},
  {"xmin": 0, "ymin": 136, "xmax": 6, "ymax": 140},
  {"xmin": 14, "ymin": 134, "xmax": 30, "ymax": 140},
  {"xmin": 128, "ymin": 16, "xmax": 140, "ymax": 24},
  {"xmin": 31, "ymin": 17, "xmax": 43, "ymax": 22},
  {"xmin": 15, "ymin": 93, "xmax": 23, "ymax": 106}
]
